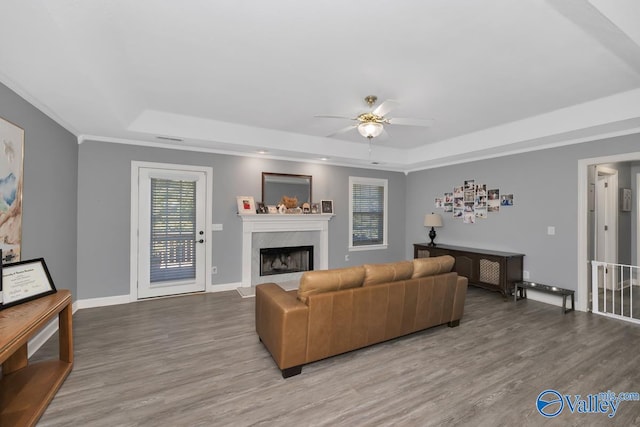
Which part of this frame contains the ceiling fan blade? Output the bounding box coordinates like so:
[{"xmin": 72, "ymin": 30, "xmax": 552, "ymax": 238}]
[
  {"xmin": 314, "ymin": 114, "xmax": 356, "ymax": 120},
  {"xmin": 386, "ymin": 117, "xmax": 434, "ymax": 127},
  {"xmin": 372, "ymin": 99, "xmax": 400, "ymax": 117},
  {"xmin": 327, "ymin": 125, "xmax": 357, "ymax": 137}
]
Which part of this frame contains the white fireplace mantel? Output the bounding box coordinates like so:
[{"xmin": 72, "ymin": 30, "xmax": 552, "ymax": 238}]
[{"xmin": 239, "ymin": 214, "xmax": 334, "ymax": 287}]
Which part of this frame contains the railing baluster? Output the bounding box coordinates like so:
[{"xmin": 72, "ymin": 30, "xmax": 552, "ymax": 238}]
[
  {"xmin": 591, "ymin": 260, "xmax": 640, "ymax": 324},
  {"xmin": 591, "ymin": 261, "xmax": 600, "ymax": 314},
  {"xmin": 632, "ymin": 265, "xmax": 636, "ymax": 320},
  {"xmin": 618, "ymin": 265, "xmax": 624, "ymax": 316}
]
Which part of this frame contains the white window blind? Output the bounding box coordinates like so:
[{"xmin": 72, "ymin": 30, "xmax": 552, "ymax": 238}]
[
  {"xmin": 350, "ymin": 177, "xmax": 388, "ymax": 248},
  {"xmin": 150, "ymin": 178, "xmax": 196, "ymax": 282}
]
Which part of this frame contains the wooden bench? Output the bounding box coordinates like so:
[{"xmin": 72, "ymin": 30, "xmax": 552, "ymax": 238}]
[{"xmin": 514, "ymin": 281, "xmax": 574, "ymax": 314}]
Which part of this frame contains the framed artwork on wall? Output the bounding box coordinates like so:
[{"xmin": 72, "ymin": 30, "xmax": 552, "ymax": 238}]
[{"xmin": 0, "ymin": 116, "xmax": 24, "ymax": 263}]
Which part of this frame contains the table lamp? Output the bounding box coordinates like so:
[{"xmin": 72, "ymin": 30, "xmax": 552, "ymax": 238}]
[{"xmin": 424, "ymin": 213, "xmax": 443, "ymax": 246}]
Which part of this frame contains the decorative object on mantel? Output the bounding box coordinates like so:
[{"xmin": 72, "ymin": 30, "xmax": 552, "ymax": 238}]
[
  {"xmin": 236, "ymin": 196, "xmax": 256, "ymax": 215},
  {"xmin": 280, "ymin": 195, "xmax": 299, "ymax": 208},
  {"xmin": 302, "ymin": 202, "xmax": 310, "ymax": 213},
  {"xmin": 424, "ymin": 213, "xmax": 443, "ymax": 246},
  {"xmin": 321, "ymin": 200, "xmax": 334, "ymax": 214},
  {"xmin": 0, "ymin": 116, "xmax": 24, "ymax": 263},
  {"xmin": 311, "ymin": 203, "xmax": 319, "ymax": 214}
]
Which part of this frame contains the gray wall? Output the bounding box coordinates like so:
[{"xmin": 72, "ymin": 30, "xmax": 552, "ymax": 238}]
[
  {"xmin": 405, "ymin": 133, "xmax": 640, "ymax": 292},
  {"xmin": 0, "ymin": 82, "xmax": 78, "ymax": 299},
  {"xmin": 77, "ymin": 141, "xmax": 406, "ymax": 299}
]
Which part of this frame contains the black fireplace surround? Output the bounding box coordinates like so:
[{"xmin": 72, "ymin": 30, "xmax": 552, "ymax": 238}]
[{"xmin": 260, "ymin": 245, "xmax": 314, "ymax": 276}]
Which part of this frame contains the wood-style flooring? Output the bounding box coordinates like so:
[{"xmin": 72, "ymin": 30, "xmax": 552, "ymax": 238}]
[{"xmin": 30, "ymin": 287, "xmax": 640, "ymax": 426}]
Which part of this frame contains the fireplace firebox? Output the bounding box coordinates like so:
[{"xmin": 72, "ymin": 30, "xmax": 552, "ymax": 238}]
[{"xmin": 260, "ymin": 245, "xmax": 314, "ymax": 276}]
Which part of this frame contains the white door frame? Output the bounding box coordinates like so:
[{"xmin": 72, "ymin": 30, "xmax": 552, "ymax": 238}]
[
  {"xmin": 595, "ymin": 166, "xmax": 618, "ymax": 264},
  {"xmin": 637, "ymin": 173, "xmax": 640, "ymax": 267},
  {"xmin": 130, "ymin": 161, "xmax": 213, "ymax": 301},
  {"xmin": 578, "ymin": 151, "xmax": 640, "ymax": 312}
]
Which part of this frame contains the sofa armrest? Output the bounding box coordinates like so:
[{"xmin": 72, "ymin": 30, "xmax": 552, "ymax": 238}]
[
  {"xmin": 450, "ymin": 276, "xmax": 468, "ymax": 323},
  {"xmin": 255, "ymin": 283, "xmax": 309, "ymax": 370}
]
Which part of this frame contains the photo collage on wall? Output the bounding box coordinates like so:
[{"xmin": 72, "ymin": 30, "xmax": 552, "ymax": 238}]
[{"xmin": 435, "ymin": 179, "xmax": 514, "ymax": 225}]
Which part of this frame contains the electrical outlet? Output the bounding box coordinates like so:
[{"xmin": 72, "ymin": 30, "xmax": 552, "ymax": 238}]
[
  {"xmin": 345, "ymin": 254, "xmax": 350, "ymax": 262},
  {"xmin": 212, "ymin": 266, "xmax": 218, "ymax": 274},
  {"xmin": 523, "ymin": 270, "xmax": 530, "ymax": 280}
]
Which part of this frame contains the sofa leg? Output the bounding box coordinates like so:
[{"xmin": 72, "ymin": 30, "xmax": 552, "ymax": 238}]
[
  {"xmin": 448, "ymin": 319, "xmax": 460, "ymax": 327},
  {"xmin": 281, "ymin": 365, "xmax": 302, "ymax": 378}
]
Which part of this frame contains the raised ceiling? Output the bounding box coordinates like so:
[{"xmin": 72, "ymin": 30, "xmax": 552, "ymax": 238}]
[{"xmin": 1, "ymin": 0, "xmax": 639, "ymax": 171}]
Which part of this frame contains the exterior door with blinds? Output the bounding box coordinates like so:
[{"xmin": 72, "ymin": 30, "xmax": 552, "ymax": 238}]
[{"xmin": 136, "ymin": 166, "xmax": 208, "ymax": 299}]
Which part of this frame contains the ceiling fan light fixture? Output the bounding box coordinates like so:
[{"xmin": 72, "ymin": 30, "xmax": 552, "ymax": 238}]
[{"xmin": 358, "ymin": 121, "xmax": 384, "ymax": 139}]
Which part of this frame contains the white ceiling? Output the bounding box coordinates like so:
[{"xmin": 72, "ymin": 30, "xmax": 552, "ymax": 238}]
[{"xmin": 1, "ymin": 0, "xmax": 639, "ymax": 171}]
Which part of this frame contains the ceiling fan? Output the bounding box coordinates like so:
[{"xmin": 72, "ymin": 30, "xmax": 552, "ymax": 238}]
[{"xmin": 316, "ymin": 95, "xmax": 434, "ymax": 140}]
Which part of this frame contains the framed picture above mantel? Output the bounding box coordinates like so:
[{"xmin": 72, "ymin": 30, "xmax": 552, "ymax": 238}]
[{"xmin": 262, "ymin": 172, "xmax": 312, "ymax": 206}]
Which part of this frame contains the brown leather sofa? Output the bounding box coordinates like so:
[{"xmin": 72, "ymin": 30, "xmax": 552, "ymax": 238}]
[{"xmin": 255, "ymin": 255, "xmax": 468, "ymax": 377}]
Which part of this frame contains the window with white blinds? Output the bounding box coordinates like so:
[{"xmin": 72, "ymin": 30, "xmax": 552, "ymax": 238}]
[
  {"xmin": 349, "ymin": 177, "xmax": 388, "ymax": 250},
  {"xmin": 150, "ymin": 178, "xmax": 197, "ymax": 282}
]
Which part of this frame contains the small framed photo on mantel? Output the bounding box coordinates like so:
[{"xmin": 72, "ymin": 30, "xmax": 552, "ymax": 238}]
[
  {"xmin": 0, "ymin": 258, "xmax": 57, "ymax": 310},
  {"xmin": 321, "ymin": 200, "xmax": 334, "ymax": 214},
  {"xmin": 236, "ymin": 196, "xmax": 257, "ymax": 215}
]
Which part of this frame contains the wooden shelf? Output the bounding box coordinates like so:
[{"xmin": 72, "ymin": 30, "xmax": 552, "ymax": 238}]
[{"xmin": 0, "ymin": 290, "xmax": 73, "ymax": 427}]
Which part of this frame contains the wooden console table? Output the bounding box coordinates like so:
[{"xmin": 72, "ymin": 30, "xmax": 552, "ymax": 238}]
[
  {"xmin": 414, "ymin": 244, "xmax": 524, "ymax": 299},
  {"xmin": 0, "ymin": 289, "xmax": 73, "ymax": 427}
]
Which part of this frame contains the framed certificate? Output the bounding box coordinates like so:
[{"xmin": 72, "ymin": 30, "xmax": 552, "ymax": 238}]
[{"xmin": 0, "ymin": 258, "xmax": 57, "ymax": 310}]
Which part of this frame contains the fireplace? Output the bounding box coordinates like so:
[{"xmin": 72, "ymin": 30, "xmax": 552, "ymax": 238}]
[
  {"xmin": 239, "ymin": 214, "xmax": 332, "ymax": 287},
  {"xmin": 260, "ymin": 245, "xmax": 314, "ymax": 277}
]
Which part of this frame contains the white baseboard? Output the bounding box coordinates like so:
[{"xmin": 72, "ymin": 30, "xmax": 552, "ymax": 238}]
[
  {"xmin": 77, "ymin": 294, "xmax": 132, "ymax": 309},
  {"xmin": 209, "ymin": 282, "xmax": 243, "ymax": 292}
]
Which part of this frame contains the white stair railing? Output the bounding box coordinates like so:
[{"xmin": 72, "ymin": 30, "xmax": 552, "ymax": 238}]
[{"xmin": 591, "ymin": 261, "xmax": 640, "ymax": 325}]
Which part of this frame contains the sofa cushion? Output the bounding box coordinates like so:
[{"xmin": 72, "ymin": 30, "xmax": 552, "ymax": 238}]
[
  {"xmin": 362, "ymin": 261, "xmax": 414, "ymax": 286},
  {"xmin": 412, "ymin": 255, "xmax": 455, "ymax": 278},
  {"xmin": 297, "ymin": 266, "xmax": 365, "ymax": 303}
]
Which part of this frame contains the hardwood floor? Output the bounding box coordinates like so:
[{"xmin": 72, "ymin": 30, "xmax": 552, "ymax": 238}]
[{"xmin": 30, "ymin": 287, "xmax": 640, "ymax": 426}]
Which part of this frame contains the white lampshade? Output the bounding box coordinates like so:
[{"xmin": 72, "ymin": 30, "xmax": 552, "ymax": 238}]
[
  {"xmin": 357, "ymin": 121, "xmax": 384, "ymax": 139},
  {"xmin": 424, "ymin": 213, "xmax": 443, "ymax": 227}
]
